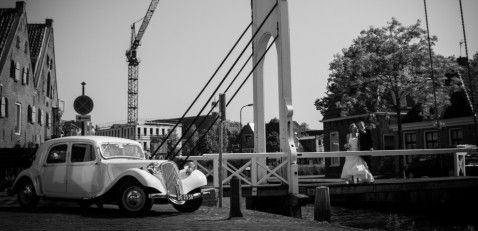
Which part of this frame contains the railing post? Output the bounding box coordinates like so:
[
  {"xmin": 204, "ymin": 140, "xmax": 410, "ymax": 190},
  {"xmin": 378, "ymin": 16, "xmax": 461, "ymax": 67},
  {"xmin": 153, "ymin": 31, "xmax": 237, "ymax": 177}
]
[
  {"xmin": 213, "ymin": 157, "xmax": 219, "ymax": 188},
  {"xmin": 251, "ymin": 156, "xmax": 258, "ymax": 196},
  {"xmin": 314, "ymin": 186, "xmax": 331, "ymax": 222}
]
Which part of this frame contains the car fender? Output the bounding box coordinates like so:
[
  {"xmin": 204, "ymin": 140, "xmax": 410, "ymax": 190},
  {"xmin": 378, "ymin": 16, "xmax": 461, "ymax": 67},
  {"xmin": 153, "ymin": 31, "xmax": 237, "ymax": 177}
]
[
  {"xmin": 12, "ymin": 169, "xmax": 42, "ymax": 196},
  {"xmin": 100, "ymin": 168, "xmax": 167, "ymax": 196},
  {"xmin": 180, "ymin": 169, "xmax": 207, "ymax": 194}
]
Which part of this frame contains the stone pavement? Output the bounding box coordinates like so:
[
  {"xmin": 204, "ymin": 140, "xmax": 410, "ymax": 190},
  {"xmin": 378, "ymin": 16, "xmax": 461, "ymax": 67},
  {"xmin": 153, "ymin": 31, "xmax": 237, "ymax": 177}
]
[{"xmin": 0, "ymin": 192, "xmax": 356, "ymax": 231}]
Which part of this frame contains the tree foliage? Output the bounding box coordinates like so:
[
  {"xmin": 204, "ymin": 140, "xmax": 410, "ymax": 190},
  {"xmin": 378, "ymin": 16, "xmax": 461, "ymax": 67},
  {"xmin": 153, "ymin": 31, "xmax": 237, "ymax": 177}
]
[
  {"xmin": 197, "ymin": 120, "xmax": 241, "ymax": 154},
  {"xmin": 315, "ymin": 18, "xmax": 461, "ymax": 120}
]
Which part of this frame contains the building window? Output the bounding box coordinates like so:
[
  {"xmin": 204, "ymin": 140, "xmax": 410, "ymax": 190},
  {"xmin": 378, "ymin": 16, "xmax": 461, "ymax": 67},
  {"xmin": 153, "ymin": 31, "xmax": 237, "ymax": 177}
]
[
  {"xmin": 31, "ymin": 106, "xmax": 36, "ymax": 123},
  {"xmin": 46, "ymin": 73, "xmax": 51, "ymax": 98},
  {"xmin": 144, "ymin": 128, "xmax": 147, "ymax": 136},
  {"xmin": 162, "ymin": 128, "xmax": 165, "ymax": 135},
  {"xmin": 45, "ymin": 112, "xmax": 50, "ymax": 128},
  {"xmin": 449, "ymin": 129, "xmax": 463, "ymax": 147},
  {"xmin": 16, "ymin": 36, "xmax": 20, "ymax": 48},
  {"xmin": 0, "ymin": 97, "xmax": 8, "ymax": 118},
  {"xmin": 329, "ymin": 131, "xmax": 340, "ymax": 167},
  {"xmin": 15, "ymin": 103, "xmax": 21, "ymax": 134},
  {"xmin": 383, "ymin": 134, "xmax": 395, "ymax": 150},
  {"xmin": 137, "ymin": 127, "xmax": 141, "ymax": 136},
  {"xmin": 26, "ymin": 67, "xmax": 29, "ymax": 85},
  {"xmin": 150, "ymin": 128, "xmax": 153, "ymax": 136},
  {"xmin": 156, "ymin": 128, "xmax": 159, "ymax": 135},
  {"xmin": 27, "ymin": 105, "xmax": 33, "ymax": 123},
  {"xmin": 424, "ymin": 131, "xmax": 439, "ymax": 149},
  {"xmin": 10, "ymin": 60, "xmax": 15, "ymax": 79},
  {"xmin": 15, "ymin": 62, "xmax": 20, "ymax": 81},
  {"xmin": 404, "ymin": 133, "xmax": 417, "ymax": 149},
  {"xmin": 37, "ymin": 108, "xmax": 42, "ymax": 125},
  {"xmin": 22, "ymin": 67, "xmax": 28, "ymax": 85}
]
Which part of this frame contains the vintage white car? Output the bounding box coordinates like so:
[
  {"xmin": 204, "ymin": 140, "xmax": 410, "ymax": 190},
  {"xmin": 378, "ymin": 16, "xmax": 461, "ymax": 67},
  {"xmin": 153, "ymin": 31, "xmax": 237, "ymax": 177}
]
[{"xmin": 12, "ymin": 136, "xmax": 207, "ymax": 214}]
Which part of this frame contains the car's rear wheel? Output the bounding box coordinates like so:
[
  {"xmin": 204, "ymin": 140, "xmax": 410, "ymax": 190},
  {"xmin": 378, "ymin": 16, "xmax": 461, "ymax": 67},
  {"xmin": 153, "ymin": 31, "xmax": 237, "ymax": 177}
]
[
  {"xmin": 17, "ymin": 179, "xmax": 39, "ymax": 209},
  {"xmin": 117, "ymin": 181, "xmax": 152, "ymax": 215},
  {"xmin": 171, "ymin": 189, "xmax": 202, "ymax": 213}
]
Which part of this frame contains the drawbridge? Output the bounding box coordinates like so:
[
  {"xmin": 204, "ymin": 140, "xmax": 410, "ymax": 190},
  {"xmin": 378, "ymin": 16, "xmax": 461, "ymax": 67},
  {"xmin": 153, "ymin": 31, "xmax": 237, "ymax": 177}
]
[{"xmin": 146, "ymin": 0, "xmax": 478, "ymax": 217}]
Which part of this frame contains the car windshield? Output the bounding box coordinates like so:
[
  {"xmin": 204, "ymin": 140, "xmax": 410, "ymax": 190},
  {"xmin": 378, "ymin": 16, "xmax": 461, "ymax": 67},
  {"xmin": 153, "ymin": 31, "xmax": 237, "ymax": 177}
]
[{"xmin": 100, "ymin": 143, "xmax": 145, "ymax": 159}]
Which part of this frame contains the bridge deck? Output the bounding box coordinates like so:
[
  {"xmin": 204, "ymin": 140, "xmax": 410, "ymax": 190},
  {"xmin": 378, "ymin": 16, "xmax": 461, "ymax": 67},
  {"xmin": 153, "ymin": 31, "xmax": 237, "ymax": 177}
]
[
  {"xmin": 219, "ymin": 176, "xmax": 478, "ymax": 200},
  {"xmin": 298, "ymin": 176, "xmax": 478, "ymax": 196}
]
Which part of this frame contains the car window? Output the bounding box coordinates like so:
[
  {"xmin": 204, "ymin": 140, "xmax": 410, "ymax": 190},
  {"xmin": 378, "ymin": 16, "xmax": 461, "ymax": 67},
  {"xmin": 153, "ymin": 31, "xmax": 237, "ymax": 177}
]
[
  {"xmin": 100, "ymin": 143, "xmax": 144, "ymax": 159},
  {"xmin": 71, "ymin": 143, "xmax": 96, "ymax": 162},
  {"xmin": 46, "ymin": 144, "xmax": 67, "ymax": 164}
]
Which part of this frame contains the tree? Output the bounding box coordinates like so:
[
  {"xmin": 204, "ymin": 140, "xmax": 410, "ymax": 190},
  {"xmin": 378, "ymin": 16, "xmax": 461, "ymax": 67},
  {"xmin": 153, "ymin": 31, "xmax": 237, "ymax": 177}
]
[
  {"xmin": 196, "ymin": 119, "xmax": 241, "ymax": 154},
  {"xmin": 265, "ymin": 118, "xmax": 310, "ymax": 152},
  {"xmin": 315, "ymin": 18, "xmax": 460, "ymax": 149}
]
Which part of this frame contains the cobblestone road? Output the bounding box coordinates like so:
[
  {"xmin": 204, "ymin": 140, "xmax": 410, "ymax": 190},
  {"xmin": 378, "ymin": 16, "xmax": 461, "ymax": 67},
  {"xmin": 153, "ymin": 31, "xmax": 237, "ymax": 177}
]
[{"xmin": 0, "ymin": 194, "xmax": 354, "ymax": 231}]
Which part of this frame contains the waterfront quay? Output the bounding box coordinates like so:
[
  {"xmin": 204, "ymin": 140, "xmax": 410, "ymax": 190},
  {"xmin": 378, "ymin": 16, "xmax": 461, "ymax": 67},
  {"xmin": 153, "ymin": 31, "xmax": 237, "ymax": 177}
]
[{"xmin": 0, "ymin": 193, "xmax": 350, "ymax": 231}]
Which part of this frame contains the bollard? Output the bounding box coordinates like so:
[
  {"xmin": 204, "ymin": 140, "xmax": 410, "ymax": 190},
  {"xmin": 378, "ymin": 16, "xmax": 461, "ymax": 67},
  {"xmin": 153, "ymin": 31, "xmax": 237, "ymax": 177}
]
[
  {"xmin": 314, "ymin": 186, "xmax": 331, "ymax": 222},
  {"xmin": 229, "ymin": 176, "xmax": 243, "ymax": 218}
]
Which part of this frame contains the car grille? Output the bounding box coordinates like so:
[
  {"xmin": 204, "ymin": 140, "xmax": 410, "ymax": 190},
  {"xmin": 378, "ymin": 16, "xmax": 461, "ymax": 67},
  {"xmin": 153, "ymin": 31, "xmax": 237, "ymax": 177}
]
[{"xmin": 160, "ymin": 162, "xmax": 182, "ymax": 196}]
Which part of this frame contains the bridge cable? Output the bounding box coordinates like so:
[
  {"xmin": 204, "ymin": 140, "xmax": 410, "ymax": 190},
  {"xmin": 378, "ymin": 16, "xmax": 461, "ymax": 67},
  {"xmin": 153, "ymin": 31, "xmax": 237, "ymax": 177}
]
[
  {"xmin": 179, "ymin": 35, "xmax": 279, "ymax": 165},
  {"xmin": 164, "ymin": 2, "xmax": 279, "ymax": 160},
  {"xmin": 169, "ymin": 52, "xmax": 253, "ymax": 158},
  {"xmin": 149, "ymin": 21, "xmax": 252, "ymax": 159}
]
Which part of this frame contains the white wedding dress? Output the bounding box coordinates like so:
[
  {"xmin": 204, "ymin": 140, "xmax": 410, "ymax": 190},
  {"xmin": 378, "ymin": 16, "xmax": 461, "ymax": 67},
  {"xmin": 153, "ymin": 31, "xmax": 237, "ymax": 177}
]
[{"xmin": 340, "ymin": 134, "xmax": 374, "ymax": 183}]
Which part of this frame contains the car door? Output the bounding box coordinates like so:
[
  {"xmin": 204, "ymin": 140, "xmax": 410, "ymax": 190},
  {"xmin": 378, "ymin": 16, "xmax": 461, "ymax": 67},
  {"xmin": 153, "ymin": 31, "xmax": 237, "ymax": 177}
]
[
  {"xmin": 41, "ymin": 143, "xmax": 68, "ymax": 196},
  {"xmin": 66, "ymin": 142, "xmax": 103, "ymax": 198}
]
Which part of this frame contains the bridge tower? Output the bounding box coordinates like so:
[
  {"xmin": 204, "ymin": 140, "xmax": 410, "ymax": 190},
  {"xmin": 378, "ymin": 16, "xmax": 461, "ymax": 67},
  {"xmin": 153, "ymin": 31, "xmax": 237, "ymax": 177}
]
[{"xmin": 251, "ymin": 0, "xmax": 298, "ymax": 194}]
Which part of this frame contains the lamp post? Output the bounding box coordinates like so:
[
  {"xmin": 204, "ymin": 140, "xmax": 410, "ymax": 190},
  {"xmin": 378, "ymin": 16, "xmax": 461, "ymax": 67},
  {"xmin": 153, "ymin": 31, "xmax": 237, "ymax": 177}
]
[{"xmin": 240, "ymin": 104, "xmax": 253, "ymax": 153}]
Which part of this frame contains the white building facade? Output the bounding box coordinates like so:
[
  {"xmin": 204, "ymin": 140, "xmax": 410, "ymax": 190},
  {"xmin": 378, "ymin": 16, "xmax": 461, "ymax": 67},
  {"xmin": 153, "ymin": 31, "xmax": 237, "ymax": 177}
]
[{"xmin": 95, "ymin": 120, "xmax": 182, "ymax": 155}]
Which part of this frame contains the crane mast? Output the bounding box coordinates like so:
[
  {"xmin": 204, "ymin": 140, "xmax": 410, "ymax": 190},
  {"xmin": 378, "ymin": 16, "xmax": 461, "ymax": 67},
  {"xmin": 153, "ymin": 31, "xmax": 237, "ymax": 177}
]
[{"xmin": 126, "ymin": 0, "xmax": 160, "ymax": 125}]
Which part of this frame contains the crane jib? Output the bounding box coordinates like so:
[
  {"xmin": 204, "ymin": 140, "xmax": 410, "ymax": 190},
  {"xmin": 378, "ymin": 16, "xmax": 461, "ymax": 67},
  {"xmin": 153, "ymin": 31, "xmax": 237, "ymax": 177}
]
[{"xmin": 131, "ymin": 0, "xmax": 160, "ymax": 49}]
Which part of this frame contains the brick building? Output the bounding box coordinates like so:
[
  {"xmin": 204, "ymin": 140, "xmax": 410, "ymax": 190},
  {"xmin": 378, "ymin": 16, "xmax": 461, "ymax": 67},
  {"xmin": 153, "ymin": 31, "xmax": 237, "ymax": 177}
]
[
  {"xmin": 320, "ymin": 76, "xmax": 478, "ymax": 178},
  {"xmin": 0, "ymin": 2, "xmax": 61, "ymax": 148}
]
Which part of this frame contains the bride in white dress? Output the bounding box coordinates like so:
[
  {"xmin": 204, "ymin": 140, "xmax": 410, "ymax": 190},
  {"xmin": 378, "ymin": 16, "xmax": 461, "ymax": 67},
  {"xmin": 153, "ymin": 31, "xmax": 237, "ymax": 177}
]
[{"xmin": 341, "ymin": 123, "xmax": 374, "ymax": 183}]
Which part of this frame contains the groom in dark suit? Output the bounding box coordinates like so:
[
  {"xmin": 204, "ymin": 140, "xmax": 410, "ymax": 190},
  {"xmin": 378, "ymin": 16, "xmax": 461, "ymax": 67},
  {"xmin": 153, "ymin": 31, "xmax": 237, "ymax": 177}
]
[{"xmin": 357, "ymin": 121, "xmax": 373, "ymax": 167}]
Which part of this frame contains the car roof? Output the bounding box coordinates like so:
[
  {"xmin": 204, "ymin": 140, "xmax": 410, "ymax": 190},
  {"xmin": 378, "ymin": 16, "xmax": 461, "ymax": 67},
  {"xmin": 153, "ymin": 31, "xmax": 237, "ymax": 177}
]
[{"xmin": 44, "ymin": 136, "xmax": 141, "ymax": 146}]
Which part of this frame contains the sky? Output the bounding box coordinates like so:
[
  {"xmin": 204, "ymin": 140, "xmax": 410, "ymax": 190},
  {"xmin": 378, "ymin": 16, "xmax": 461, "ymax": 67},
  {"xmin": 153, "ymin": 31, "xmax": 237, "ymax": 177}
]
[{"xmin": 2, "ymin": 0, "xmax": 477, "ymax": 130}]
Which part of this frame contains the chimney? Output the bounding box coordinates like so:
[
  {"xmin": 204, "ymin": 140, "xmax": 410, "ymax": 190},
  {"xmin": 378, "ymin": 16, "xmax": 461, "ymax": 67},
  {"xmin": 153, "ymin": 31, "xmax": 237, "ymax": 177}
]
[
  {"xmin": 15, "ymin": 1, "xmax": 25, "ymax": 13},
  {"xmin": 45, "ymin": 18, "xmax": 53, "ymax": 27}
]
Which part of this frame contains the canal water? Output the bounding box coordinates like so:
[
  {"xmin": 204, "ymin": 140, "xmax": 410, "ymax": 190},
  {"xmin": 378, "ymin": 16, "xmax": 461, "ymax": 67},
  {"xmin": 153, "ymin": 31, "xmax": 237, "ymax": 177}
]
[{"xmin": 301, "ymin": 205, "xmax": 477, "ymax": 230}]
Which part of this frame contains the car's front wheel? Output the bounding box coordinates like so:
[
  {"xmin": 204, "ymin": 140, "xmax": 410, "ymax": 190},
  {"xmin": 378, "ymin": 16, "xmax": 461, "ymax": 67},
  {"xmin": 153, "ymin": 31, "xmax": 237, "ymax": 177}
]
[
  {"xmin": 117, "ymin": 181, "xmax": 152, "ymax": 215},
  {"xmin": 171, "ymin": 189, "xmax": 202, "ymax": 213},
  {"xmin": 17, "ymin": 179, "xmax": 39, "ymax": 209}
]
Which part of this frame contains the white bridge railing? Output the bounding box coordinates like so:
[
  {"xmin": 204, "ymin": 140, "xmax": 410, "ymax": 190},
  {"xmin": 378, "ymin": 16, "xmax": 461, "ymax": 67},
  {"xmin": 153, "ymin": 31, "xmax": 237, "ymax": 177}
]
[{"xmin": 178, "ymin": 147, "xmax": 476, "ymax": 190}]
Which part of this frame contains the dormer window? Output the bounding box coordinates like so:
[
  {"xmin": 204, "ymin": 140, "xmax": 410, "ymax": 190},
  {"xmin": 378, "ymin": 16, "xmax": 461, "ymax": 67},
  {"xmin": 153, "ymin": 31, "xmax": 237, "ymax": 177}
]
[{"xmin": 16, "ymin": 36, "xmax": 20, "ymax": 49}]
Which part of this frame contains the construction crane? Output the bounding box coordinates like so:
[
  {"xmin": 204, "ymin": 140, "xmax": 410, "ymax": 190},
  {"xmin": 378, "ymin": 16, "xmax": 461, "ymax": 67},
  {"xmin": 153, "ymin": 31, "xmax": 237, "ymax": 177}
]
[{"xmin": 125, "ymin": 0, "xmax": 160, "ymax": 124}]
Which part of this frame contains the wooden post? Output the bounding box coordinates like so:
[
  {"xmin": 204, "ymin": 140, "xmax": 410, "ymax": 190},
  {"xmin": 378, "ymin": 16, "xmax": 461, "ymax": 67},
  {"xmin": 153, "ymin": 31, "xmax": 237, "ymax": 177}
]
[
  {"xmin": 229, "ymin": 176, "xmax": 243, "ymax": 218},
  {"xmin": 218, "ymin": 94, "xmax": 226, "ymax": 208},
  {"xmin": 314, "ymin": 186, "xmax": 331, "ymax": 222},
  {"xmin": 213, "ymin": 157, "xmax": 219, "ymax": 188}
]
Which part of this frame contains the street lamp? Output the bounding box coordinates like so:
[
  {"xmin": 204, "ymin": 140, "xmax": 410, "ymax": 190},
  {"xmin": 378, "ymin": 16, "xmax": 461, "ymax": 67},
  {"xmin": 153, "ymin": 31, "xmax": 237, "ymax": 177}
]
[{"xmin": 240, "ymin": 104, "xmax": 253, "ymax": 153}]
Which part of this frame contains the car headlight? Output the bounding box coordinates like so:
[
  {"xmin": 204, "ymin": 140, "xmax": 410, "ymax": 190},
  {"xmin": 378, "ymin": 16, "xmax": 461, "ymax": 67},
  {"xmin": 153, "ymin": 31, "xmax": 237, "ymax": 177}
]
[
  {"xmin": 147, "ymin": 162, "xmax": 161, "ymax": 175},
  {"xmin": 184, "ymin": 161, "xmax": 196, "ymax": 176}
]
